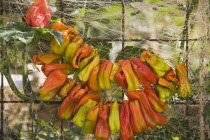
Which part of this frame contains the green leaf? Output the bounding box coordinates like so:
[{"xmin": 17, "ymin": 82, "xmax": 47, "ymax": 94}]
[
  {"xmin": 0, "ymin": 29, "xmax": 34, "ymax": 44},
  {"xmin": 0, "ymin": 22, "xmax": 63, "ymax": 45}
]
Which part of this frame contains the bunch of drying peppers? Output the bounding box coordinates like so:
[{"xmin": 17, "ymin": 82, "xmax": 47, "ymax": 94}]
[
  {"xmin": 27, "ymin": 0, "xmax": 191, "ymax": 139},
  {"xmin": 32, "ymin": 21, "xmax": 191, "ymax": 140}
]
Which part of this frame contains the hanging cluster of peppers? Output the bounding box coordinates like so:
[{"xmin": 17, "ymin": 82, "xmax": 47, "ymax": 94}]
[
  {"xmin": 26, "ymin": 0, "xmax": 191, "ymax": 139},
  {"xmin": 32, "ymin": 21, "xmax": 191, "ymax": 140}
]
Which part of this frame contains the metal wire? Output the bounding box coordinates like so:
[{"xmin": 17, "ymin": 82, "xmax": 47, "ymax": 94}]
[{"xmin": 84, "ymin": 38, "xmax": 210, "ymax": 42}]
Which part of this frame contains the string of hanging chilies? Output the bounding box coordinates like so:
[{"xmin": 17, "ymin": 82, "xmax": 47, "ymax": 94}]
[{"xmin": 26, "ymin": 0, "xmax": 191, "ymax": 139}]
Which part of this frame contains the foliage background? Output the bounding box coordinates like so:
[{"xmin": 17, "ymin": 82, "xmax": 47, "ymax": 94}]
[{"xmin": 0, "ymin": 0, "xmax": 209, "ymax": 140}]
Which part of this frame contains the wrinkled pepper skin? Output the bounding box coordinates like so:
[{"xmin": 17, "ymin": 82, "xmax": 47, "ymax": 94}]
[
  {"xmin": 58, "ymin": 79, "xmax": 76, "ymax": 98},
  {"xmin": 108, "ymin": 101, "xmax": 121, "ymax": 135},
  {"xmin": 158, "ymin": 78, "xmax": 177, "ymax": 94},
  {"xmin": 129, "ymin": 100, "xmax": 147, "ymax": 133},
  {"xmin": 78, "ymin": 55, "xmax": 100, "ymax": 82},
  {"xmin": 163, "ymin": 67, "xmax": 179, "ymax": 86},
  {"xmin": 144, "ymin": 87, "xmax": 168, "ymax": 112},
  {"xmin": 72, "ymin": 99, "xmax": 97, "ymax": 127},
  {"xmin": 26, "ymin": 0, "xmax": 52, "ymax": 28},
  {"xmin": 120, "ymin": 100, "xmax": 134, "ymax": 140},
  {"xmin": 175, "ymin": 63, "xmax": 191, "ymax": 98},
  {"xmin": 83, "ymin": 106, "xmax": 100, "ymax": 134},
  {"xmin": 88, "ymin": 66, "xmax": 101, "ymax": 91},
  {"xmin": 109, "ymin": 63, "xmax": 120, "ymax": 83},
  {"xmin": 41, "ymin": 63, "xmax": 74, "ymax": 76},
  {"xmin": 140, "ymin": 51, "xmax": 170, "ymax": 77},
  {"xmin": 155, "ymin": 84, "xmax": 171, "ymax": 103},
  {"xmin": 137, "ymin": 91, "xmax": 167, "ymax": 126},
  {"xmin": 50, "ymin": 33, "xmax": 70, "ymax": 56},
  {"xmin": 73, "ymin": 92, "xmax": 101, "ymax": 114},
  {"xmin": 39, "ymin": 70, "xmax": 67, "ymax": 101},
  {"xmin": 50, "ymin": 21, "xmax": 78, "ymax": 36},
  {"xmin": 32, "ymin": 53, "xmax": 61, "ymax": 65},
  {"xmin": 119, "ymin": 60, "xmax": 140, "ymax": 92},
  {"xmin": 127, "ymin": 91, "xmax": 156, "ymax": 129},
  {"xmin": 95, "ymin": 103, "xmax": 110, "ymax": 140},
  {"xmin": 130, "ymin": 57, "xmax": 158, "ymax": 87},
  {"xmin": 140, "ymin": 51, "xmax": 153, "ymax": 63},
  {"xmin": 72, "ymin": 45, "xmax": 94, "ymax": 68},
  {"xmin": 57, "ymin": 82, "xmax": 89, "ymax": 120},
  {"xmin": 116, "ymin": 68, "xmax": 128, "ymax": 89},
  {"xmin": 98, "ymin": 60, "xmax": 113, "ymax": 90},
  {"xmin": 79, "ymin": 49, "xmax": 98, "ymax": 70},
  {"xmin": 64, "ymin": 36, "xmax": 83, "ymax": 64}
]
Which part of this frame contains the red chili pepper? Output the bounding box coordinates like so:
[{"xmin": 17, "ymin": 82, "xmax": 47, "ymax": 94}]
[
  {"xmin": 94, "ymin": 103, "xmax": 110, "ymax": 140},
  {"xmin": 73, "ymin": 92, "xmax": 101, "ymax": 115},
  {"xmin": 57, "ymin": 82, "xmax": 89, "ymax": 120},
  {"xmin": 39, "ymin": 70, "xmax": 67, "ymax": 101},
  {"xmin": 120, "ymin": 100, "xmax": 134, "ymax": 140},
  {"xmin": 130, "ymin": 57, "xmax": 158, "ymax": 87},
  {"xmin": 129, "ymin": 100, "xmax": 148, "ymax": 133},
  {"xmin": 26, "ymin": 0, "xmax": 52, "ymax": 28},
  {"xmin": 41, "ymin": 63, "xmax": 74, "ymax": 76},
  {"xmin": 116, "ymin": 68, "xmax": 128, "ymax": 90},
  {"xmin": 144, "ymin": 87, "xmax": 168, "ymax": 112}
]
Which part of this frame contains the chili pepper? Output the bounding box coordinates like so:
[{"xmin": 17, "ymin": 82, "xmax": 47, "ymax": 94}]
[
  {"xmin": 108, "ymin": 101, "xmax": 121, "ymax": 135},
  {"xmin": 72, "ymin": 45, "xmax": 94, "ymax": 68},
  {"xmin": 98, "ymin": 60, "xmax": 107, "ymax": 90},
  {"xmin": 163, "ymin": 67, "xmax": 179, "ymax": 86},
  {"xmin": 136, "ymin": 91, "xmax": 167, "ymax": 126},
  {"xmin": 119, "ymin": 60, "xmax": 140, "ymax": 92},
  {"xmin": 50, "ymin": 21, "xmax": 78, "ymax": 36},
  {"xmin": 83, "ymin": 105, "xmax": 100, "ymax": 134},
  {"xmin": 129, "ymin": 100, "xmax": 147, "ymax": 133},
  {"xmin": 140, "ymin": 51, "xmax": 170, "ymax": 77},
  {"xmin": 140, "ymin": 51, "xmax": 153, "ymax": 63},
  {"xmin": 175, "ymin": 63, "xmax": 191, "ymax": 98},
  {"xmin": 78, "ymin": 55, "xmax": 100, "ymax": 82},
  {"xmin": 32, "ymin": 53, "xmax": 61, "ymax": 65},
  {"xmin": 64, "ymin": 36, "xmax": 83, "ymax": 64},
  {"xmin": 116, "ymin": 68, "xmax": 128, "ymax": 89},
  {"xmin": 127, "ymin": 91, "xmax": 156, "ymax": 129},
  {"xmin": 58, "ymin": 79, "xmax": 76, "ymax": 98},
  {"xmin": 39, "ymin": 70, "xmax": 67, "ymax": 101},
  {"xmin": 41, "ymin": 63, "xmax": 74, "ymax": 76},
  {"xmin": 98, "ymin": 59, "xmax": 113, "ymax": 90},
  {"xmin": 72, "ymin": 99, "xmax": 98, "ymax": 127},
  {"xmin": 73, "ymin": 92, "xmax": 101, "ymax": 114},
  {"xmin": 95, "ymin": 103, "xmax": 110, "ymax": 140},
  {"xmin": 25, "ymin": 0, "xmax": 52, "ymax": 28},
  {"xmin": 50, "ymin": 31, "xmax": 71, "ymax": 56},
  {"xmin": 79, "ymin": 49, "xmax": 98, "ymax": 70},
  {"xmin": 109, "ymin": 63, "xmax": 120, "ymax": 83},
  {"xmin": 130, "ymin": 57, "xmax": 157, "ymax": 87},
  {"xmin": 50, "ymin": 22, "xmax": 78, "ymax": 55},
  {"xmin": 155, "ymin": 84, "xmax": 171, "ymax": 103},
  {"xmin": 88, "ymin": 66, "xmax": 101, "ymax": 91},
  {"xmin": 57, "ymin": 82, "xmax": 89, "ymax": 120},
  {"xmin": 144, "ymin": 87, "xmax": 168, "ymax": 112},
  {"xmin": 158, "ymin": 78, "xmax": 177, "ymax": 94},
  {"xmin": 120, "ymin": 100, "xmax": 134, "ymax": 140}
]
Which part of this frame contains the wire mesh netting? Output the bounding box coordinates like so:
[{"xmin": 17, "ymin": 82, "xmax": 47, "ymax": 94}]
[{"xmin": 0, "ymin": 0, "xmax": 210, "ymax": 139}]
